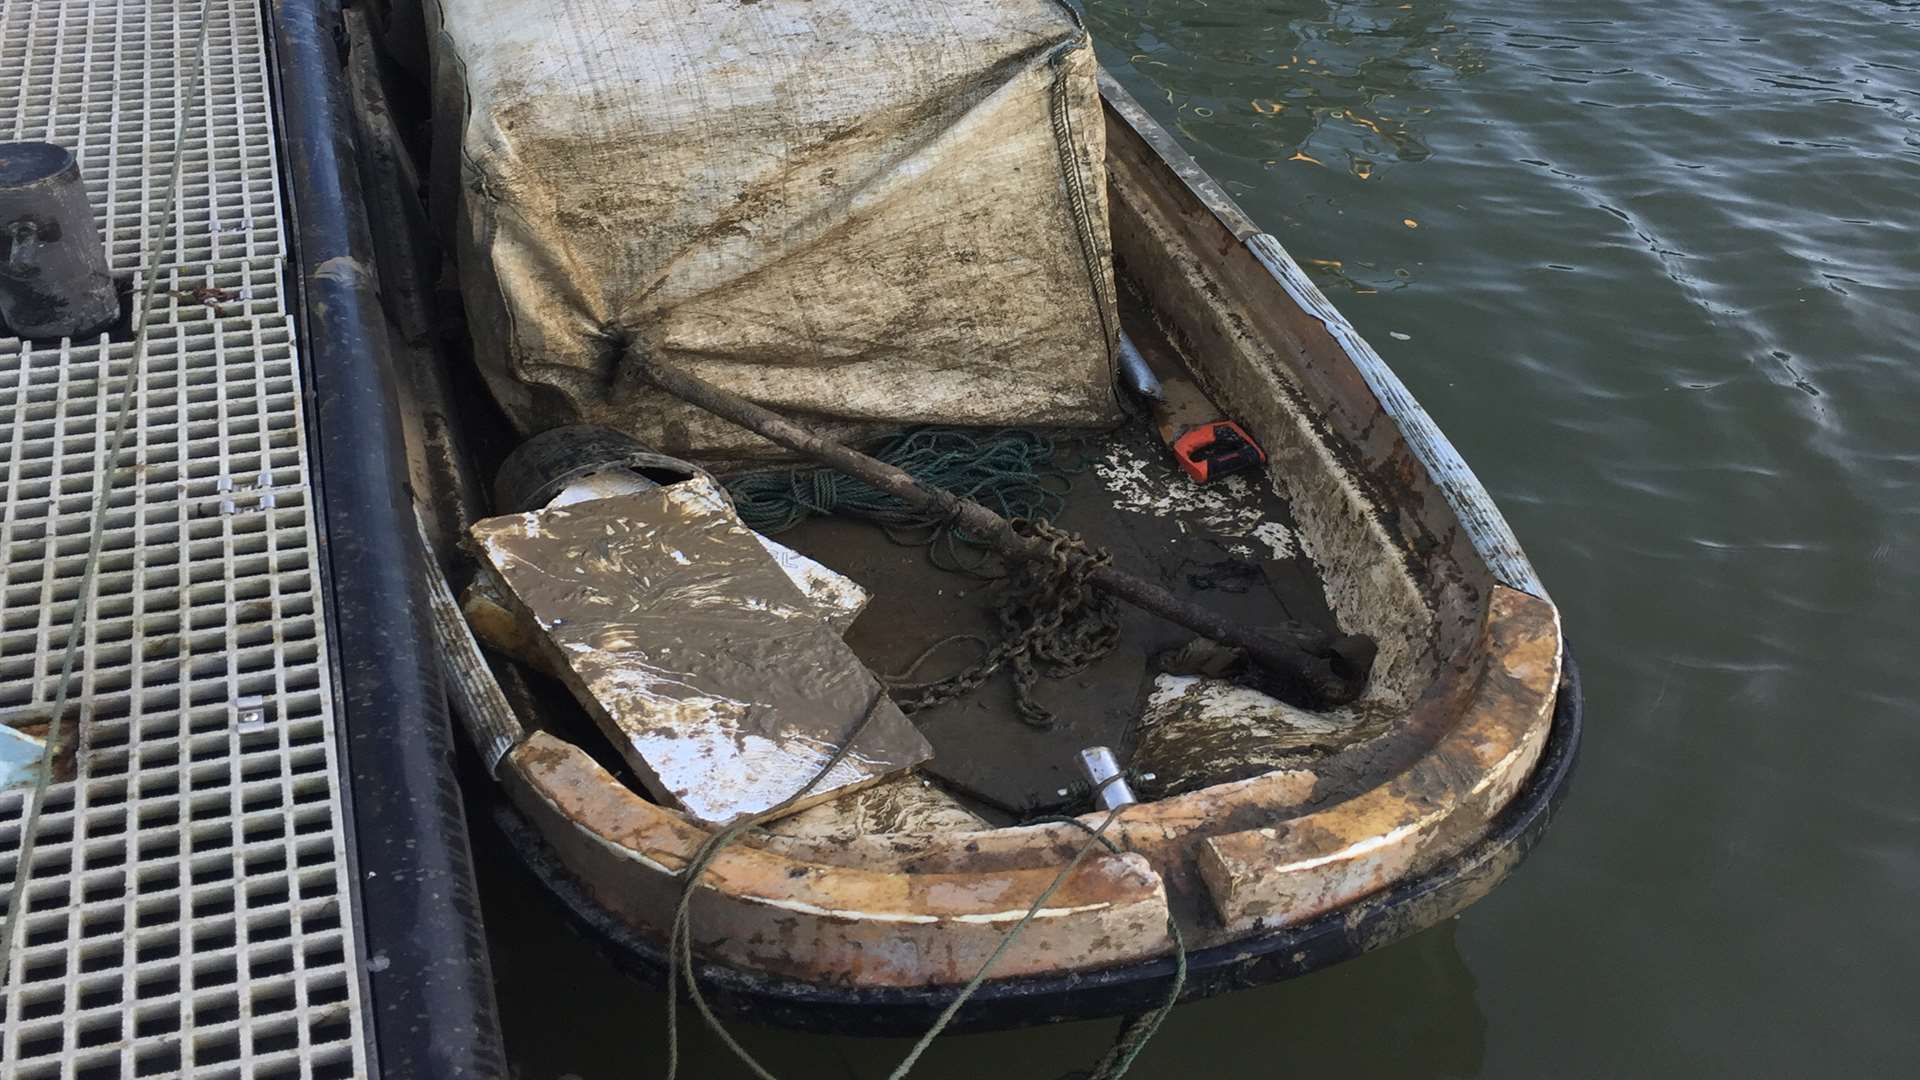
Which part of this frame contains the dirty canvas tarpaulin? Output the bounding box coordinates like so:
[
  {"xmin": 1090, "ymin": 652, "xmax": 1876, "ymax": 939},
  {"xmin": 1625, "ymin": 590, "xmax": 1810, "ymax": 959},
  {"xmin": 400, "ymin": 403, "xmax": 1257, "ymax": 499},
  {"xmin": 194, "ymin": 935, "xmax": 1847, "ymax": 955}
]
[{"xmin": 424, "ymin": 0, "xmax": 1122, "ymax": 457}]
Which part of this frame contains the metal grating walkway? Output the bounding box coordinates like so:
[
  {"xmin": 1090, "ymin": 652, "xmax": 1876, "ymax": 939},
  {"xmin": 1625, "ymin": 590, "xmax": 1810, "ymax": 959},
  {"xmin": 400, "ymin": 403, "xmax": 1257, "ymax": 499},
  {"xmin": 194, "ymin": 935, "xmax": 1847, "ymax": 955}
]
[{"xmin": 0, "ymin": 0, "xmax": 369, "ymax": 1076}]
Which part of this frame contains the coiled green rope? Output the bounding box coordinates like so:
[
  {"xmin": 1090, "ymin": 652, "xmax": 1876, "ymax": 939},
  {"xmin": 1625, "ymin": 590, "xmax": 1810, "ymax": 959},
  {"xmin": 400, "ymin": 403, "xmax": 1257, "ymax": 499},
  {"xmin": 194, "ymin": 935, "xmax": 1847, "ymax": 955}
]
[{"xmin": 725, "ymin": 428, "xmax": 1078, "ymax": 573}]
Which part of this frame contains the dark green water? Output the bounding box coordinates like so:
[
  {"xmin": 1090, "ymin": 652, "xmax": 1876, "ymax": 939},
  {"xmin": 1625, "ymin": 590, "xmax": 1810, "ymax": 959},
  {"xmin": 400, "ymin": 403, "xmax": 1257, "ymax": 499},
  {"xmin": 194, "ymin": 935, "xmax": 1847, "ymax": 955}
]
[{"xmin": 484, "ymin": 2, "xmax": 1920, "ymax": 1075}]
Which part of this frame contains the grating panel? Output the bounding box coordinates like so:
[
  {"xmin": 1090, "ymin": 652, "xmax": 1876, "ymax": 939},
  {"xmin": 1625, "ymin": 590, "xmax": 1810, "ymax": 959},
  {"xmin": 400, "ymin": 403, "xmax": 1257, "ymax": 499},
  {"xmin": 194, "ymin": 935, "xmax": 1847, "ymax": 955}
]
[{"xmin": 0, "ymin": 1, "xmax": 370, "ymax": 1078}]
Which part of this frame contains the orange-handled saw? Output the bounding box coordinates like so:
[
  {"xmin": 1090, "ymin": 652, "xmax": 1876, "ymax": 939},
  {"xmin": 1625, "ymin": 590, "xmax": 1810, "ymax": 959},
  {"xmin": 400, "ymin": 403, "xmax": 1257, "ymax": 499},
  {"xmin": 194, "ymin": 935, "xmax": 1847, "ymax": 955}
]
[{"xmin": 1116, "ymin": 331, "xmax": 1266, "ymax": 484}]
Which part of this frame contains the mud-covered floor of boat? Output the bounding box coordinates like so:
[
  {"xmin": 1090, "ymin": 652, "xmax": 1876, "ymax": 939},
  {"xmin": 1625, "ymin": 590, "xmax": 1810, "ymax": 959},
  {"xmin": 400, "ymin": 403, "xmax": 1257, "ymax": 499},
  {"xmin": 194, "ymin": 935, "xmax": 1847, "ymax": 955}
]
[{"xmin": 761, "ymin": 418, "xmax": 1340, "ymax": 817}]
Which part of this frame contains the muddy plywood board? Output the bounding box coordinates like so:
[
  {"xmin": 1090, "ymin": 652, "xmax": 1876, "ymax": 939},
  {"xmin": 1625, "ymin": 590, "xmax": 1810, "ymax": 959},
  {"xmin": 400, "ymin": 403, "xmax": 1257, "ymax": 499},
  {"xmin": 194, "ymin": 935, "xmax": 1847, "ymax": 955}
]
[
  {"xmin": 769, "ymin": 420, "xmax": 1337, "ymax": 814},
  {"xmin": 470, "ymin": 485, "xmax": 931, "ymax": 827},
  {"xmin": 549, "ymin": 473, "xmax": 872, "ymax": 632}
]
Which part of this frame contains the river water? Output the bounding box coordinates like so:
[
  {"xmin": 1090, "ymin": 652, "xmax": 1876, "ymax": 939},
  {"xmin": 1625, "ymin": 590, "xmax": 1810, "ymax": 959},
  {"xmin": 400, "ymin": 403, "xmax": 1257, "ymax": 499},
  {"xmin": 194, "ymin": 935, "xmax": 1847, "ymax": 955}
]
[{"xmin": 484, "ymin": 2, "xmax": 1920, "ymax": 1075}]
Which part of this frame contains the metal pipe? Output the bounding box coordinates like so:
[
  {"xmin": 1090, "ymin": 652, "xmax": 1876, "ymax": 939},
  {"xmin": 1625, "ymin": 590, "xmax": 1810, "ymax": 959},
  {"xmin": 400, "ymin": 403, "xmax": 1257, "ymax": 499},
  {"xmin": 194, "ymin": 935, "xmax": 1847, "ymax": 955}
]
[
  {"xmin": 270, "ymin": 0, "xmax": 506, "ymax": 1071},
  {"xmin": 1077, "ymin": 746, "xmax": 1137, "ymax": 810},
  {"xmin": 1115, "ymin": 331, "xmax": 1164, "ymax": 401}
]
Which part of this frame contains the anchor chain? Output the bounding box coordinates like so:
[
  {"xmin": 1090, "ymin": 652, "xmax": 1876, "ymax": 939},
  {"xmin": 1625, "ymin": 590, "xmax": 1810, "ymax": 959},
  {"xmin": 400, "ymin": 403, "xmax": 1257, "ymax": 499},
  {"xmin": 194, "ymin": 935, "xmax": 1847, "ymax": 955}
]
[{"xmin": 890, "ymin": 518, "xmax": 1121, "ymax": 728}]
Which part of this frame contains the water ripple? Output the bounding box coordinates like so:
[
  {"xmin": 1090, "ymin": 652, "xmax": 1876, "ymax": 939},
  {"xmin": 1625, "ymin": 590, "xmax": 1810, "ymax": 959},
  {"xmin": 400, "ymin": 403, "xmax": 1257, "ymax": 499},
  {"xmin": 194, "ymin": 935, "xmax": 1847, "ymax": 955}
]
[{"xmin": 1087, "ymin": 1, "xmax": 1920, "ymax": 1073}]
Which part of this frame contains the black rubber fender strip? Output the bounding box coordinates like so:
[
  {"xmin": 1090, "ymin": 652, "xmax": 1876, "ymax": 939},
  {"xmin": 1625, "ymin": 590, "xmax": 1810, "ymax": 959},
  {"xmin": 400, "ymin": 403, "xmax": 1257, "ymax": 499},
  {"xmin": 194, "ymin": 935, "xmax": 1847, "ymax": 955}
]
[{"xmin": 266, "ymin": 1, "xmax": 508, "ymax": 1074}]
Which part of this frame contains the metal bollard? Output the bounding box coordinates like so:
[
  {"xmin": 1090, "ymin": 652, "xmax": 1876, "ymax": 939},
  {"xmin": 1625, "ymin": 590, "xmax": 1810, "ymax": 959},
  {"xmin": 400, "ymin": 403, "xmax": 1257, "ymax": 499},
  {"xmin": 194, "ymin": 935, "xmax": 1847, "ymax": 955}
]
[{"xmin": 0, "ymin": 142, "xmax": 118, "ymax": 340}]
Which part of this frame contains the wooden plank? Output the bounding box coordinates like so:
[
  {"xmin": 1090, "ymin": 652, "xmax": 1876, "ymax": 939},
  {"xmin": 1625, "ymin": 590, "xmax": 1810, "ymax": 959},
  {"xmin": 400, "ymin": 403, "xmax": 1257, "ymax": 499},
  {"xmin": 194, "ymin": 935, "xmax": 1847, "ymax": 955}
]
[
  {"xmin": 549, "ymin": 472, "xmax": 872, "ymax": 633},
  {"xmin": 464, "ymin": 477, "xmax": 870, "ymax": 674},
  {"xmin": 470, "ymin": 482, "xmax": 930, "ymax": 827}
]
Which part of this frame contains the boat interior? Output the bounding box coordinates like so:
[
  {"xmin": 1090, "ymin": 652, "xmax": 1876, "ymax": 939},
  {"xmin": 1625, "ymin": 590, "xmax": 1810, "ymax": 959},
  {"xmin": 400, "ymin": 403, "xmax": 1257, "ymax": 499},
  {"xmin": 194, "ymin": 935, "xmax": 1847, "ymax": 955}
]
[{"xmin": 479, "ymin": 309, "xmax": 1371, "ymax": 826}]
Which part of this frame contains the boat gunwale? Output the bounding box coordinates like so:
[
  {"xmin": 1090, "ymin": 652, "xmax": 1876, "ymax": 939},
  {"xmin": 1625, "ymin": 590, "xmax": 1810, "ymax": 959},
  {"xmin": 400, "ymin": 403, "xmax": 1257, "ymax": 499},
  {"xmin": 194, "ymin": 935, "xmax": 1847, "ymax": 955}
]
[
  {"xmin": 486, "ymin": 654, "xmax": 1581, "ymax": 1033},
  {"xmin": 495, "ymin": 588, "xmax": 1557, "ymax": 986},
  {"xmin": 1095, "ymin": 73, "xmax": 1548, "ymax": 602}
]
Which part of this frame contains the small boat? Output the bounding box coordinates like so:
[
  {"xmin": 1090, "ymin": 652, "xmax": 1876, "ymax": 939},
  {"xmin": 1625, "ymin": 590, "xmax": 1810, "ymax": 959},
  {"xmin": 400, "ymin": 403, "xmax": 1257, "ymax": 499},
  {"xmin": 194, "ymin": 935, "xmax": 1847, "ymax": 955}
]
[{"xmin": 318, "ymin": 5, "xmax": 1582, "ymax": 1036}]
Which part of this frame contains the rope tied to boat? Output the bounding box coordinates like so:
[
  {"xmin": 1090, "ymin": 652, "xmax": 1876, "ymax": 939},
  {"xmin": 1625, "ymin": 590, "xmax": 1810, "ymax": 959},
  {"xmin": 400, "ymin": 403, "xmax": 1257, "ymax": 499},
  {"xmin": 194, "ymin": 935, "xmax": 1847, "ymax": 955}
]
[{"xmin": 665, "ymin": 692, "xmax": 892, "ymax": 1080}]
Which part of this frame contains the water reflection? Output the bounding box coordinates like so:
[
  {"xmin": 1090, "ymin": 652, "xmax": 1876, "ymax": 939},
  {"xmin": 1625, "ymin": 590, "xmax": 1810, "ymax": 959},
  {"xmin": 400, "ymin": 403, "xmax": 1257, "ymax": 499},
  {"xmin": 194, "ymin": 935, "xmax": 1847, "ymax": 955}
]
[
  {"xmin": 1085, "ymin": 0, "xmax": 1482, "ymax": 180},
  {"xmin": 1125, "ymin": 921, "xmax": 1487, "ymax": 1078}
]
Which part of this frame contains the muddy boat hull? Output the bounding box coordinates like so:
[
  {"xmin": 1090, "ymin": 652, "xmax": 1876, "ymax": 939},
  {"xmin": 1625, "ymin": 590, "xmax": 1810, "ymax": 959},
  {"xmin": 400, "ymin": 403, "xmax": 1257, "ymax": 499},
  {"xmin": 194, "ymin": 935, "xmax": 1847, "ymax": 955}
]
[
  {"xmin": 464, "ymin": 73, "xmax": 1589, "ymax": 1014},
  {"xmin": 489, "ymin": 656, "xmax": 1577, "ymax": 1034},
  {"xmin": 305, "ymin": 2, "xmax": 1584, "ymax": 1034}
]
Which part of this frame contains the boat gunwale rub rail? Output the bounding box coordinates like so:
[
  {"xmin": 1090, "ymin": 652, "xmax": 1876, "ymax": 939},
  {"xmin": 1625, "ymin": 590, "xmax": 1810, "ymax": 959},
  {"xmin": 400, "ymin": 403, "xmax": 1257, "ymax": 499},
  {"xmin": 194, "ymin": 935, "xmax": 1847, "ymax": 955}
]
[
  {"xmin": 492, "ymin": 656, "xmax": 1580, "ymax": 1034},
  {"xmin": 0, "ymin": 0, "xmax": 505, "ymax": 1075}
]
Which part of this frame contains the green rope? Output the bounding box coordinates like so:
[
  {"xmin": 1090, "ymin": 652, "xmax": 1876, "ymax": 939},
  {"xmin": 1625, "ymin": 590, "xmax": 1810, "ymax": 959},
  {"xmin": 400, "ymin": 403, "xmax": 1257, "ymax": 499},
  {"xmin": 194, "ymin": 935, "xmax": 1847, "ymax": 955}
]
[
  {"xmin": 663, "ymin": 767, "xmax": 1186, "ymax": 1080},
  {"xmin": 725, "ymin": 428, "xmax": 1077, "ymax": 573},
  {"xmin": 884, "ymin": 780, "xmax": 1188, "ymax": 1080},
  {"xmin": 883, "ymin": 804, "xmax": 1128, "ymax": 1080},
  {"xmin": 665, "ymin": 693, "xmax": 891, "ymax": 1080}
]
